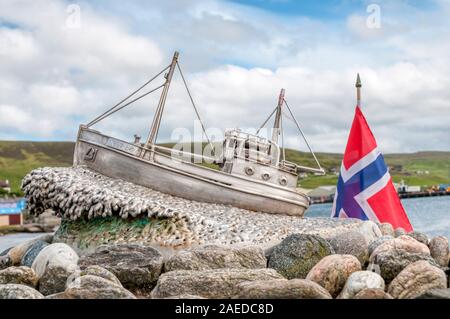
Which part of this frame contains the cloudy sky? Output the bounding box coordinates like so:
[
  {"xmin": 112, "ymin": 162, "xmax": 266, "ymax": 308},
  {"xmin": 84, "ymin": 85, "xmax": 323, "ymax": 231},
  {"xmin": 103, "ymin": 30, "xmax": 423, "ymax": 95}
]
[{"xmin": 1, "ymin": 0, "xmax": 449, "ymax": 153}]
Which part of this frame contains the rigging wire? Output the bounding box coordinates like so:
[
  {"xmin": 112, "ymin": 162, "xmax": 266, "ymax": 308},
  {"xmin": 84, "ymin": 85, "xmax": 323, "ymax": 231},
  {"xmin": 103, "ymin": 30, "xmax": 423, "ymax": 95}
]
[
  {"xmin": 280, "ymin": 109, "xmax": 286, "ymax": 161},
  {"xmin": 256, "ymin": 106, "xmax": 278, "ymax": 135},
  {"xmin": 87, "ymin": 64, "xmax": 170, "ymax": 127},
  {"xmin": 88, "ymin": 84, "xmax": 165, "ymax": 127},
  {"xmin": 280, "ymin": 108, "xmax": 286, "ymax": 162},
  {"xmin": 283, "ymin": 99, "xmax": 324, "ymax": 172},
  {"xmin": 176, "ymin": 61, "xmax": 215, "ymax": 154}
]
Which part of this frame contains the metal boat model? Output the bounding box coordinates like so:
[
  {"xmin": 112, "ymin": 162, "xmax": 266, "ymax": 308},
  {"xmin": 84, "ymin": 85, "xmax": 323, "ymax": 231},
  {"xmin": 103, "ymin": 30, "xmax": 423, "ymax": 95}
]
[{"xmin": 74, "ymin": 52, "xmax": 324, "ymax": 216}]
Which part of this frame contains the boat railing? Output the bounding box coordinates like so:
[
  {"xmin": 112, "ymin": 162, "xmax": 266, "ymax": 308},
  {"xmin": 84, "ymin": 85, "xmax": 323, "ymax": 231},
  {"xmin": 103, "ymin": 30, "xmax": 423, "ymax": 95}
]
[{"xmin": 152, "ymin": 144, "xmax": 217, "ymax": 164}]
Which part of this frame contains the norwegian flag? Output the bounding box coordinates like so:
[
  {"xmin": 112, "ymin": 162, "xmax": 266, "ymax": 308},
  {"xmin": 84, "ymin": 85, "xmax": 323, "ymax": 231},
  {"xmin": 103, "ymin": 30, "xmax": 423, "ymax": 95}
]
[{"xmin": 331, "ymin": 105, "xmax": 413, "ymax": 231}]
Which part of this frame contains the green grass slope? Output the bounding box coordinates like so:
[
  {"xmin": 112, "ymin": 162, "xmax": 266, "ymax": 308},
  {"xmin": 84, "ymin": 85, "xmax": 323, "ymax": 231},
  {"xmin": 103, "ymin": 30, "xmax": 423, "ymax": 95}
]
[
  {"xmin": 0, "ymin": 140, "xmax": 448, "ymax": 193},
  {"xmin": 0, "ymin": 141, "xmax": 74, "ymax": 193},
  {"xmin": 295, "ymin": 151, "xmax": 450, "ymax": 189}
]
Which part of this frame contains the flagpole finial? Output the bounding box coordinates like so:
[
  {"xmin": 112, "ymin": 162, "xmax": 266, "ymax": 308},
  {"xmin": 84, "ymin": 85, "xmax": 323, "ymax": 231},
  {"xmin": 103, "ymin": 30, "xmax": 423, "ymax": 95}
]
[
  {"xmin": 356, "ymin": 73, "xmax": 362, "ymax": 106},
  {"xmin": 356, "ymin": 73, "xmax": 362, "ymax": 88}
]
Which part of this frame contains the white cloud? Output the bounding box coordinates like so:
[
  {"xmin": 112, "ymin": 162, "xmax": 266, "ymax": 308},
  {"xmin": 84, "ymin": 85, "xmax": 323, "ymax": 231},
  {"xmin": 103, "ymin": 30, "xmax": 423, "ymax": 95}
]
[
  {"xmin": 0, "ymin": 28, "xmax": 40, "ymax": 62},
  {"xmin": 0, "ymin": 104, "xmax": 32, "ymax": 129}
]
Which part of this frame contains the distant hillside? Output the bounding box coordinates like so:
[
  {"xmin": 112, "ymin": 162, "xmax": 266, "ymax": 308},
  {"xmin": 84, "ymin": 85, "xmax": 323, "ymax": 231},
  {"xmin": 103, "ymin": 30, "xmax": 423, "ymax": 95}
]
[
  {"xmin": 0, "ymin": 141, "xmax": 448, "ymax": 193},
  {"xmin": 287, "ymin": 149, "xmax": 450, "ymax": 189},
  {"xmin": 0, "ymin": 141, "xmax": 74, "ymax": 193}
]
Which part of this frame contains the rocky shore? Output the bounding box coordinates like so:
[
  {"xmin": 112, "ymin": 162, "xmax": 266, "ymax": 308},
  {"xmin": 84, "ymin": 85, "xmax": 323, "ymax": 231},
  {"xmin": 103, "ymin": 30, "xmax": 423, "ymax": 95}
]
[
  {"xmin": 0, "ymin": 166, "xmax": 448, "ymax": 299},
  {"xmin": 0, "ymin": 224, "xmax": 449, "ymax": 299}
]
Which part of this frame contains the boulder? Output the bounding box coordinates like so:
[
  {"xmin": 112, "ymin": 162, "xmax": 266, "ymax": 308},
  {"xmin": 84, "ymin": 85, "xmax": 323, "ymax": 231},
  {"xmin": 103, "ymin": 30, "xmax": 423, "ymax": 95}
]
[
  {"xmin": 59, "ymin": 275, "xmax": 136, "ymax": 299},
  {"xmin": 368, "ymin": 236, "xmax": 394, "ymax": 256},
  {"xmin": 388, "ymin": 260, "xmax": 447, "ymax": 299},
  {"xmin": 32, "ymin": 243, "xmax": 79, "ymax": 295},
  {"xmin": 7, "ymin": 240, "xmax": 38, "ymax": 265},
  {"xmin": 338, "ymin": 271, "xmax": 385, "ymax": 299},
  {"xmin": 0, "ymin": 266, "xmax": 38, "ymax": 288},
  {"xmin": 356, "ymin": 221, "xmax": 382, "ymax": 245},
  {"xmin": 268, "ymin": 234, "xmax": 334, "ymax": 279},
  {"xmin": 353, "ymin": 288, "xmax": 393, "ymax": 299},
  {"xmin": 0, "ymin": 256, "xmax": 12, "ymax": 270},
  {"xmin": 150, "ymin": 268, "xmax": 284, "ymax": 299},
  {"xmin": 165, "ymin": 244, "xmax": 266, "ymax": 272},
  {"xmin": 0, "ymin": 247, "xmax": 12, "ymax": 256},
  {"xmin": 80, "ymin": 265, "xmax": 122, "ymax": 287},
  {"xmin": 415, "ymin": 288, "xmax": 450, "ymax": 299},
  {"xmin": 67, "ymin": 274, "xmax": 121, "ymax": 290},
  {"xmin": 306, "ymin": 255, "xmax": 361, "ymax": 297},
  {"xmin": 370, "ymin": 235, "xmax": 430, "ymax": 257},
  {"xmin": 328, "ymin": 231, "xmax": 369, "ymax": 265},
  {"xmin": 394, "ymin": 228, "xmax": 407, "ymax": 237},
  {"xmin": 429, "ymin": 236, "xmax": 449, "ymax": 267},
  {"xmin": 369, "ymin": 235, "xmax": 434, "ymax": 283},
  {"xmin": 378, "ymin": 223, "xmax": 395, "ymax": 237},
  {"xmin": 78, "ymin": 244, "xmax": 163, "ymax": 290},
  {"xmin": 5, "ymin": 234, "xmax": 53, "ymax": 266},
  {"xmin": 406, "ymin": 231, "xmax": 429, "ymax": 246},
  {"xmin": 370, "ymin": 251, "xmax": 437, "ymax": 284},
  {"xmin": 21, "ymin": 241, "xmax": 49, "ymax": 267},
  {"xmin": 233, "ymin": 279, "xmax": 332, "ymax": 299},
  {"xmin": 0, "ymin": 284, "xmax": 44, "ymax": 299}
]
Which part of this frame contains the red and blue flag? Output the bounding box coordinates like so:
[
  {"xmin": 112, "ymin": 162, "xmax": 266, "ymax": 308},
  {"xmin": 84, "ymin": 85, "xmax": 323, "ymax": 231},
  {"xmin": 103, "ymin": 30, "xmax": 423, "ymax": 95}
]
[{"xmin": 331, "ymin": 106, "xmax": 413, "ymax": 231}]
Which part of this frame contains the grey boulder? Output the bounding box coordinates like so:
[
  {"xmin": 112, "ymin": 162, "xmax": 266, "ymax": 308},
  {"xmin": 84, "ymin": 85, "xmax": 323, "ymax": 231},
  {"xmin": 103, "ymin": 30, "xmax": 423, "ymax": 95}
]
[
  {"xmin": 78, "ymin": 244, "xmax": 163, "ymax": 290},
  {"xmin": 21, "ymin": 240, "xmax": 49, "ymax": 267},
  {"xmin": 268, "ymin": 234, "xmax": 334, "ymax": 279},
  {"xmin": 368, "ymin": 236, "xmax": 394, "ymax": 256},
  {"xmin": 369, "ymin": 235, "xmax": 434, "ymax": 283},
  {"xmin": 233, "ymin": 279, "xmax": 332, "ymax": 299},
  {"xmin": 415, "ymin": 288, "xmax": 450, "ymax": 299},
  {"xmin": 338, "ymin": 271, "xmax": 385, "ymax": 299},
  {"xmin": 429, "ymin": 236, "xmax": 449, "ymax": 267},
  {"xmin": 165, "ymin": 244, "xmax": 267, "ymax": 271},
  {"xmin": 151, "ymin": 268, "xmax": 284, "ymax": 299},
  {"xmin": 32, "ymin": 243, "xmax": 79, "ymax": 295},
  {"xmin": 406, "ymin": 231, "xmax": 429, "ymax": 246},
  {"xmin": 0, "ymin": 266, "xmax": 38, "ymax": 288},
  {"xmin": 0, "ymin": 256, "xmax": 12, "ymax": 270},
  {"xmin": 0, "ymin": 284, "xmax": 44, "ymax": 299},
  {"xmin": 79, "ymin": 265, "xmax": 122, "ymax": 287},
  {"xmin": 59, "ymin": 275, "xmax": 136, "ymax": 299},
  {"xmin": 388, "ymin": 260, "xmax": 447, "ymax": 299},
  {"xmin": 328, "ymin": 231, "xmax": 369, "ymax": 265}
]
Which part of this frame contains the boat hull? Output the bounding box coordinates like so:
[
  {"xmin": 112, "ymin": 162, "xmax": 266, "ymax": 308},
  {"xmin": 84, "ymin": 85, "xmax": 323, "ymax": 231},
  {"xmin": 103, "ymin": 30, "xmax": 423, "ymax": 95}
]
[{"xmin": 73, "ymin": 127, "xmax": 310, "ymax": 216}]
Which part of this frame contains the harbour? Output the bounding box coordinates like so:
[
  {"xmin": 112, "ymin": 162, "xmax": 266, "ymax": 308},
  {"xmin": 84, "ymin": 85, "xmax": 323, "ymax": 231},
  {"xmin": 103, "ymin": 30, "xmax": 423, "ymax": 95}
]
[
  {"xmin": 309, "ymin": 189, "xmax": 450, "ymax": 204},
  {"xmin": 307, "ymin": 195, "xmax": 450, "ymax": 239}
]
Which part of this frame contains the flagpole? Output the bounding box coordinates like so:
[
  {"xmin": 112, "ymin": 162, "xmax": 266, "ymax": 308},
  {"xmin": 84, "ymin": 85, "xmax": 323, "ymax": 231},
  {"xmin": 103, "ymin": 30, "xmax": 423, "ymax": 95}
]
[{"xmin": 356, "ymin": 73, "xmax": 362, "ymax": 107}]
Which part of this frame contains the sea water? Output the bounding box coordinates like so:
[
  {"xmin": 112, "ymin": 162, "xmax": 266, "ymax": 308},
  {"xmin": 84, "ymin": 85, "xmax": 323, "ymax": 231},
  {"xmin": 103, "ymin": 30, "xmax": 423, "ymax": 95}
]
[{"xmin": 307, "ymin": 196, "xmax": 450, "ymax": 239}]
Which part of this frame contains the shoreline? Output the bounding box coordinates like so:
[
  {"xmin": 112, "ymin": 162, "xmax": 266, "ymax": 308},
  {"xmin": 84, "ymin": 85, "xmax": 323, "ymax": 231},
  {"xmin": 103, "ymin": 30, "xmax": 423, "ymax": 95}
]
[{"xmin": 311, "ymin": 190, "xmax": 450, "ymax": 204}]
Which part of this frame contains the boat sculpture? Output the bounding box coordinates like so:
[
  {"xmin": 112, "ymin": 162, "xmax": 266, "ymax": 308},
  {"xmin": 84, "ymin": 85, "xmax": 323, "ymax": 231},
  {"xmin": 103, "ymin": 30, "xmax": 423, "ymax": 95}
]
[{"xmin": 74, "ymin": 52, "xmax": 324, "ymax": 216}]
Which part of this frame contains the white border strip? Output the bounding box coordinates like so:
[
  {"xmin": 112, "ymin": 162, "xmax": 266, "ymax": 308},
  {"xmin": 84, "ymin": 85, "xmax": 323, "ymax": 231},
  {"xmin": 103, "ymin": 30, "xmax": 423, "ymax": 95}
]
[
  {"xmin": 340, "ymin": 147, "xmax": 381, "ymax": 182},
  {"xmin": 353, "ymin": 170, "xmax": 391, "ymax": 223}
]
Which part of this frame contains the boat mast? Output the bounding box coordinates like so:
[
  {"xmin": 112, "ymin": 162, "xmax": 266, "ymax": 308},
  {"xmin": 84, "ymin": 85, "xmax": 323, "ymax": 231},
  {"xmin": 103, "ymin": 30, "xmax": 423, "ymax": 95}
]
[
  {"xmin": 271, "ymin": 88, "xmax": 285, "ymax": 144},
  {"xmin": 146, "ymin": 51, "xmax": 179, "ymax": 146},
  {"xmin": 356, "ymin": 73, "xmax": 362, "ymax": 107}
]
